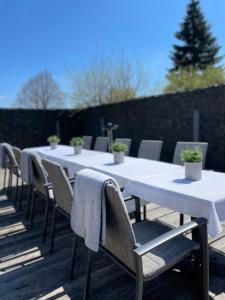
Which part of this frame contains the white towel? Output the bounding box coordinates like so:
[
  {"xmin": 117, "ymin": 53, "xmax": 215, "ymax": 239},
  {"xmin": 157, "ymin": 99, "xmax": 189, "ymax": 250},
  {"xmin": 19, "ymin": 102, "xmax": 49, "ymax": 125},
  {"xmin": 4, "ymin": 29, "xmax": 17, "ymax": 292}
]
[{"xmin": 71, "ymin": 168, "xmax": 114, "ymax": 252}]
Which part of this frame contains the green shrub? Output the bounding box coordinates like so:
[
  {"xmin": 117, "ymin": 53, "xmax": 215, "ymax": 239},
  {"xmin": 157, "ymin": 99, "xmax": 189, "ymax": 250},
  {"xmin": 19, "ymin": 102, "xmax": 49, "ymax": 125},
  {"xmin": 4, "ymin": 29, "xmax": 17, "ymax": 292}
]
[
  {"xmin": 47, "ymin": 135, "xmax": 60, "ymax": 144},
  {"xmin": 165, "ymin": 66, "xmax": 225, "ymax": 93},
  {"xmin": 112, "ymin": 142, "xmax": 128, "ymax": 153},
  {"xmin": 180, "ymin": 147, "xmax": 203, "ymax": 163},
  {"xmin": 70, "ymin": 137, "xmax": 85, "ymax": 147}
]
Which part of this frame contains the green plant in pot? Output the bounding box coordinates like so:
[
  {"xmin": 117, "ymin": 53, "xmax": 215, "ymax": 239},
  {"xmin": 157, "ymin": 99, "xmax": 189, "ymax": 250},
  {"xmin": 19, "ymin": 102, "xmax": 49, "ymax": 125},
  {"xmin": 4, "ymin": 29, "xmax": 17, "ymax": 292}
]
[
  {"xmin": 70, "ymin": 137, "xmax": 85, "ymax": 155},
  {"xmin": 112, "ymin": 142, "xmax": 128, "ymax": 164},
  {"xmin": 180, "ymin": 147, "xmax": 203, "ymax": 181},
  {"xmin": 47, "ymin": 135, "xmax": 60, "ymax": 150}
]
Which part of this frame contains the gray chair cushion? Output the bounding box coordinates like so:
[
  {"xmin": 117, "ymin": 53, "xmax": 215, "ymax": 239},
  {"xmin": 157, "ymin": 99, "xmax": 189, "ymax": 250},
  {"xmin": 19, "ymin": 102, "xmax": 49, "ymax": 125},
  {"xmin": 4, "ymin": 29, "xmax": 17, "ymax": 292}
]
[
  {"xmin": 94, "ymin": 137, "xmax": 109, "ymax": 152},
  {"xmin": 42, "ymin": 159, "xmax": 73, "ymax": 215},
  {"xmin": 83, "ymin": 136, "xmax": 93, "ymax": 150},
  {"xmin": 138, "ymin": 140, "xmax": 163, "ymax": 161},
  {"xmin": 133, "ymin": 220, "xmax": 199, "ymax": 279}
]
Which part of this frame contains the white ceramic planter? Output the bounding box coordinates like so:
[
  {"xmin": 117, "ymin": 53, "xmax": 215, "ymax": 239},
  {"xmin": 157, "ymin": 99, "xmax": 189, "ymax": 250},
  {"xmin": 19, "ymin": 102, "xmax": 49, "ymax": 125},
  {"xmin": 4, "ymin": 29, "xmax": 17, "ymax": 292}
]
[
  {"xmin": 184, "ymin": 162, "xmax": 202, "ymax": 181},
  {"xmin": 73, "ymin": 145, "xmax": 82, "ymax": 155},
  {"xmin": 113, "ymin": 151, "xmax": 125, "ymax": 164},
  {"xmin": 50, "ymin": 143, "xmax": 58, "ymax": 150}
]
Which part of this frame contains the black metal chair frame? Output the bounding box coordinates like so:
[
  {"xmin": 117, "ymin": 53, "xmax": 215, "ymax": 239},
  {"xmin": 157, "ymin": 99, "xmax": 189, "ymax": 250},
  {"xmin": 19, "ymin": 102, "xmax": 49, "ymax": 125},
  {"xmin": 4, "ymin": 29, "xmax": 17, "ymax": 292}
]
[
  {"xmin": 48, "ymin": 184, "xmax": 76, "ymax": 281},
  {"xmin": 4, "ymin": 149, "xmax": 23, "ymax": 207},
  {"xmin": 29, "ymin": 182, "xmax": 53, "ymax": 243}
]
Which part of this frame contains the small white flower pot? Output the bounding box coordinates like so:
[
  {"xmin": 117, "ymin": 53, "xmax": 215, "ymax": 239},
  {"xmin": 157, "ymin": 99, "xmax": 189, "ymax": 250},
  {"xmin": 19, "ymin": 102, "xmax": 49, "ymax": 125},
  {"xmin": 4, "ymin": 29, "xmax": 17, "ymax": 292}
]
[
  {"xmin": 184, "ymin": 162, "xmax": 202, "ymax": 181},
  {"xmin": 73, "ymin": 145, "xmax": 82, "ymax": 155},
  {"xmin": 50, "ymin": 143, "xmax": 58, "ymax": 150},
  {"xmin": 113, "ymin": 151, "xmax": 125, "ymax": 164}
]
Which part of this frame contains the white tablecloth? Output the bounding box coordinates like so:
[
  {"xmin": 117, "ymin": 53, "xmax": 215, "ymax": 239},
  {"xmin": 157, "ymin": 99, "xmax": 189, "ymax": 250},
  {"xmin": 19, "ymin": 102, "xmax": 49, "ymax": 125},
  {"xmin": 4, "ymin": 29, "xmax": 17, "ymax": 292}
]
[
  {"xmin": 21, "ymin": 145, "xmax": 181, "ymax": 186},
  {"xmin": 123, "ymin": 169, "xmax": 225, "ymax": 237},
  {"xmin": 21, "ymin": 145, "xmax": 225, "ymax": 237}
]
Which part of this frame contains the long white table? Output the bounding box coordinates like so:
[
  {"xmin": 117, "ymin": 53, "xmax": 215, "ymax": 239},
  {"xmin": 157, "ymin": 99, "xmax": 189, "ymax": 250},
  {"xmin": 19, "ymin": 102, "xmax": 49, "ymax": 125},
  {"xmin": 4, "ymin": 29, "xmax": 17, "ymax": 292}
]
[
  {"xmin": 21, "ymin": 145, "xmax": 181, "ymax": 186},
  {"xmin": 21, "ymin": 145, "xmax": 225, "ymax": 237},
  {"xmin": 123, "ymin": 169, "xmax": 225, "ymax": 237}
]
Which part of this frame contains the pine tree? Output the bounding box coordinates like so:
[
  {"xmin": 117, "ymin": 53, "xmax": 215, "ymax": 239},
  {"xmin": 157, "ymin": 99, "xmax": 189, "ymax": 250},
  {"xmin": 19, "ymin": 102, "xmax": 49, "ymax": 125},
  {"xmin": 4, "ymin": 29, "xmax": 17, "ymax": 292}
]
[{"xmin": 170, "ymin": 0, "xmax": 222, "ymax": 71}]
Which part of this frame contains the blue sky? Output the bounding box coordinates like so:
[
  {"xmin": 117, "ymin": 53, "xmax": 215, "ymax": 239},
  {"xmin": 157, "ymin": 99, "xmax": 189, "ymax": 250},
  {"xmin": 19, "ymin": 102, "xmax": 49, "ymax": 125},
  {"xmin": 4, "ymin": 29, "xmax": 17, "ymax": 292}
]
[{"xmin": 0, "ymin": 0, "xmax": 225, "ymax": 108}]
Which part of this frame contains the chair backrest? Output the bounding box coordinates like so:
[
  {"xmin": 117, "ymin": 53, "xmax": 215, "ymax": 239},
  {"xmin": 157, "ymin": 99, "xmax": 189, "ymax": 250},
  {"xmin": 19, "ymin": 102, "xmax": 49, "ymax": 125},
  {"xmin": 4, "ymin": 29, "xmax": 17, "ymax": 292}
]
[
  {"xmin": 173, "ymin": 142, "xmax": 208, "ymax": 168},
  {"xmin": 94, "ymin": 137, "xmax": 109, "ymax": 152},
  {"xmin": 13, "ymin": 147, "xmax": 22, "ymax": 167},
  {"xmin": 31, "ymin": 152, "xmax": 48, "ymax": 195},
  {"xmin": 138, "ymin": 140, "xmax": 163, "ymax": 161},
  {"xmin": 104, "ymin": 181, "xmax": 137, "ymax": 273},
  {"xmin": 114, "ymin": 138, "xmax": 132, "ymax": 155},
  {"xmin": 83, "ymin": 136, "xmax": 93, "ymax": 150},
  {"xmin": 42, "ymin": 159, "xmax": 73, "ymax": 215}
]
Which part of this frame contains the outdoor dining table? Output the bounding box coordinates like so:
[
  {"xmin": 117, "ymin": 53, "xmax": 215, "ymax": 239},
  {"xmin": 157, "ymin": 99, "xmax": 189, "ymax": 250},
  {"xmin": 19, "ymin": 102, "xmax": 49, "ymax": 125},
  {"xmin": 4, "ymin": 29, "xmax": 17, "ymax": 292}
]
[{"xmin": 21, "ymin": 144, "xmax": 225, "ymax": 237}]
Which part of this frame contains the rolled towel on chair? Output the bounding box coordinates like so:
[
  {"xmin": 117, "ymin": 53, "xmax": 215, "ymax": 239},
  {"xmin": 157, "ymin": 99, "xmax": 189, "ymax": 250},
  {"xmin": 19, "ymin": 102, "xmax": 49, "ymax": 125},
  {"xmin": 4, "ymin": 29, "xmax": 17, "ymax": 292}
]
[{"xmin": 71, "ymin": 168, "xmax": 116, "ymax": 252}]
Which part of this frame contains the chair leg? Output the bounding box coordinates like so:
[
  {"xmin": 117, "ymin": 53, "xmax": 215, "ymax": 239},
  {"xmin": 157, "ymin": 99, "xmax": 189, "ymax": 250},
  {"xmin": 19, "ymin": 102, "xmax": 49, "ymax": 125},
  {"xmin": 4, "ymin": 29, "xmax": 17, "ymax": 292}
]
[
  {"xmin": 135, "ymin": 197, "xmax": 141, "ymax": 223},
  {"xmin": 197, "ymin": 222, "xmax": 209, "ymax": 300},
  {"xmin": 42, "ymin": 194, "xmax": 49, "ymax": 243},
  {"xmin": 143, "ymin": 205, "xmax": 147, "ymax": 220},
  {"xmin": 180, "ymin": 213, "xmax": 184, "ymax": 225},
  {"xmin": 3, "ymin": 168, "xmax": 7, "ymax": 190},
  {"xmin": 19, "ymin": 180, "xmax": 24, "ymax": 211},
  {"xmin": 8, "ymin": 171, "xmax": 12, "ymax": 196},
  {"xmin": 83, "ymin": 249, "xmax": 92, "ymax": 300},
  {"xmin": 50, "ymin": 204, "xmax": 57, "ymax": 254},
  {"xmin": 135, "ymin": 271, "xmax": 143, "ymax": 300},
  {"xmin": 69, "ymin": 234, "xmax": 77, "ymax": 281},
  {"xmin": 14, "ymin": 176, "xmax": 19, "ymax": 206},
  {"xmin": 26, "ymin": 185, "xmax": 32, "ymax": 219},
  {"xmin": 7, "ymin": 170, "xmax": 11, "ymax": 194},
  {"xmin": 30, "ymin": 190, "xmax": 36, "ymax": 228}
]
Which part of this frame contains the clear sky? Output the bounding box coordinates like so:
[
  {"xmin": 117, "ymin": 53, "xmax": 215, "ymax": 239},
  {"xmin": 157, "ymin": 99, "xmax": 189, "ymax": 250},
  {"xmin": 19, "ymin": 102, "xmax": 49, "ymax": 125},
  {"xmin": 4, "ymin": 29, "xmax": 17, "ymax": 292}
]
[{"xmin": 0, "ymin": 0, "xmax": 225, "ymax": 108}]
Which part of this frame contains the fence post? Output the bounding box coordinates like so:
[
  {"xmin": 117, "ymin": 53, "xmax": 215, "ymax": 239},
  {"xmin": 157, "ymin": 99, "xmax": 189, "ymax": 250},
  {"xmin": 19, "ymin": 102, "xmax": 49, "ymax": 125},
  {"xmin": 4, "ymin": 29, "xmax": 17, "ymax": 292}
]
[
  {"xmin": 56, "ymin": 120, "xmax": 61, "ymax": 138},
  {"xmin": 193, "ymin": 110, "xmax": 200, "ymax": 142},
  {"xmin": 100, "ymin": 118, "xmax": 105, "ymax": 136}
]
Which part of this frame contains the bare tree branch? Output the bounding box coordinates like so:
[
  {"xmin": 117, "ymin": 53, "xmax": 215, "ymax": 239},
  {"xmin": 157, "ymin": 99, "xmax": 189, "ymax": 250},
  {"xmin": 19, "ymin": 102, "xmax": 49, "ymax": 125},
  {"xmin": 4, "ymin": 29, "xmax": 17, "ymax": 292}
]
[
  {"xmin": 15, "ymin": 70, "xmax": 64, "ymax": 109},
  {"xmin": 66, "ymin": 55, "xmax": 151, "ymax": 108}
]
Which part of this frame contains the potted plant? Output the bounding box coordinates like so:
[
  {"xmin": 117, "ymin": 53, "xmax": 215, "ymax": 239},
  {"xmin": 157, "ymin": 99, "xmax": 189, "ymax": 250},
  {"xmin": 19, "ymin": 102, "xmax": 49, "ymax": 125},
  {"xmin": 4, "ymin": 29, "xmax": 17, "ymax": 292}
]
[
  {"xmin": 70, "ymin": 137, "xmax": 85, "ymax": 155},
  {"xmin": 47, "ymin": 135, "xmax": 60, "ymax": 150},
  {"xmin": 112, "ymin": 141, "xmax": 128, "ymax": 164},
  {"xmin": 180, "ymin": 147, "xmax": 203, "ymax": 181}
]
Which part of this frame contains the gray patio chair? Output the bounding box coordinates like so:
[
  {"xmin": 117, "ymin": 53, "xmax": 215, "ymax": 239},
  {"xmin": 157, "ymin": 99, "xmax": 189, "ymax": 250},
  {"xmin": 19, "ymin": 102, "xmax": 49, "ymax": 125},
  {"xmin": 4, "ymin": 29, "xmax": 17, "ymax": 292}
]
[
  {"xmin": 115, "ymin": 138, "xmax": 132, "ymax": 155},
  {"xmin": 12, "ymin": 146, "xmax": 24, "ymax": 209},
  {"xmin": 30, "ymin": 152, "xmax": 53, "ymax": 243},
  {"xmin": 94, "ymin": 137, "xmax": 109, "ymax": 152},
  {"xmin": 83, "ymin": 136, "xmax": 93, "ymax": 150},
  {"xmin": 173, "ymin": 141, "xmax": 208, "ymax": 168},
  {"xmin": 173, "ymin": 142, "xmax": 208, "ymax": 226},
  {"xmin": 0, "ymin": 143, "xmax": 10, "ymax": 192},
  {"xmin": 42, "ymin": 159, "xmax": 75, "ymax": 277},
  {"xmin": 82, "ymin": 181, "xmax": 209, "ymax": 300},
  {"xmin": 138, "ymin": 140, "xmax": 163, "ymax": 161},
  {"xmin": 4, "ymin": 144, "xmax": 21, "ymax": 204}
]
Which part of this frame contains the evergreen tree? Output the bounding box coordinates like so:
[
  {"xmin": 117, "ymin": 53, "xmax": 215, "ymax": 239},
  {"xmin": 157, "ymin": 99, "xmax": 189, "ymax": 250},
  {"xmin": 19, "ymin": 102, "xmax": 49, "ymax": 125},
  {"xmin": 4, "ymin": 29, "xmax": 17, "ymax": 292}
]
[{"xmin": 170, "ymin": 0, "xmax": 222, "ymax": 71}]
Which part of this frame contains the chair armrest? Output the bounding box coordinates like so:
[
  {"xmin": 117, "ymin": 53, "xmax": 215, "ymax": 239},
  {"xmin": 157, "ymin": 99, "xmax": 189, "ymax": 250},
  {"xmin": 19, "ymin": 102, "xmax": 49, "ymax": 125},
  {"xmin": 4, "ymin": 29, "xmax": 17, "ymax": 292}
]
[
  {"xmin": 134, "ymin": 218, "xmax": 207, "ymax": 257},
  {"xmin": 44, "ymin": 182, "xmax": 53, "ymax": 189},
  {"xmin": 124, "ymin": 196, "xmax": 135, "ymax": 202},
  {"xmin": 63, "ymin": 167, "xmax": 69, "ymax": 175},
  {"xmin": 68, "ymin": 177, "xmax": 76, "ymax": 184}
]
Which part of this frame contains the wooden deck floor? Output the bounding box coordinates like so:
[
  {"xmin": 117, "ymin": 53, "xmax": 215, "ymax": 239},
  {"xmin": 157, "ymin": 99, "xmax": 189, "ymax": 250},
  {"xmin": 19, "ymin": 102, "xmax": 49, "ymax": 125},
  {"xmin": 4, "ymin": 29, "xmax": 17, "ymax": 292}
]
[{"xmin": 1, "ymin": 171, "xmax": 225, "ymax": 299}]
